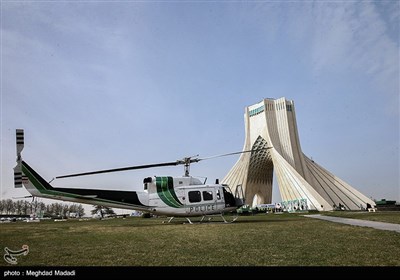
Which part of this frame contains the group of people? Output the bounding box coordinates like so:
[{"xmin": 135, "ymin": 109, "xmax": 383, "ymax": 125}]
[{"xmin": 333, "ymin": 203, "xmax": 346, "ymax": 210}]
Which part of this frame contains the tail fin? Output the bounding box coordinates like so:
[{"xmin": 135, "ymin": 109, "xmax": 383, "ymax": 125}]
[{"xmin": 14, "ymin": 129, "xmax": 24, "ymax": 188}]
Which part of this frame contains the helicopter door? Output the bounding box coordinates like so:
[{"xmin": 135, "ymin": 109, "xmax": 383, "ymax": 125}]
[{"xmin": 185, "ymin": 188, "xmax": 217, "ymax": 215}]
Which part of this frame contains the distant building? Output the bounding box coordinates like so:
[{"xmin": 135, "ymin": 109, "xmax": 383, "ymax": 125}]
[{"xmin": 223, "ymin": 97, "xmax": 375, "ymax": 211}]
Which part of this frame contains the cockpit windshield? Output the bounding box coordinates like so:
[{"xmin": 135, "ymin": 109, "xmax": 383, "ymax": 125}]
[{"xmin": 222, "ymin": 184, "xmax": 232, "ymax": 193}]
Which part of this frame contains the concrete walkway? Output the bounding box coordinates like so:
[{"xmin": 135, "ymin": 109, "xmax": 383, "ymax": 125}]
[{"xmin": 305, "ymin": 214, "xmax": 400, "ymax": 233}]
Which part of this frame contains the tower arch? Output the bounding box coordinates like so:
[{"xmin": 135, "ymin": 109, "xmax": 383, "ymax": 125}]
[
  {"xmin": 223, "ymin": 98, "xmax": 375, "ymax": 211},
  {"xmin": 251, "ymin": 193, "xmax": 263, "ymax": 207}
]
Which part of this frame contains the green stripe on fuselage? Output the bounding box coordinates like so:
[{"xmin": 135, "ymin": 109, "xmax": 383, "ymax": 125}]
[
  {"xmin": 156, "ymin": 177, "xmax": 182, "ymax": 208},
  {"xmin": 166, "ymin": 177, "xmax": 182, "ymax": 205},
  {"xmin": 161, "ymin": 177, "xmax": 182, "ymax": 208}
]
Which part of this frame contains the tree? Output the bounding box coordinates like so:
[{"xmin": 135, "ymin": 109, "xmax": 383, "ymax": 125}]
[
  {"xmin": 22, "ymin": 200, "xmax": 30, "ymax": 215},
  {"xmin": 62, "ymin": 204, "xmax": 70, "ymax": 218},
  {"xmin": 68, "ymin": 204, "xmax": 84, "ymax": 218},
  {"xmin": 77, "ymin": 205, "xmax": 85, "ymax": 218},
  {"xmin": 91, "ymin": 205, "xmax": 115, "ymax": 218},
  {"xmin": 5, "ymin": 199, "xmax": 15, "ymax": 214},
  {"xmin": 0, "ymin": 199, "xmax": 86, "ymax": 218},
  {"xmin": 104, "ymin": 207, "xmax": 116, "ymax": 215},
  {"xmin": 14, "ymin": 200, "xmax": 23, "ymax": 215},
  {"xmin": 39, "ymin": 202, "xmax": 46, "ymax": 217},
  {"xmin": 31, "ymin": 199, "xmax": 40, "ymax": 214},
  {"xmin": 52, "ymin": 203, "xmax": 63, "ymax": 217}
]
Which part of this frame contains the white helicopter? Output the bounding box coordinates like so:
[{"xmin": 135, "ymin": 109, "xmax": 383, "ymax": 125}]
[{"xmin": 13, "ymin": 129, "xmax": 270, "ymax": 224}]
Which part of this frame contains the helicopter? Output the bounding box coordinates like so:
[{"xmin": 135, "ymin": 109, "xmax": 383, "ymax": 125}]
[{"xmin": 13, "ymin": 129, "xmax": 271, "ymax": 224}]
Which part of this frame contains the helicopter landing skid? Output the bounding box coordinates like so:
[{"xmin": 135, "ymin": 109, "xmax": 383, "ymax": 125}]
[
  {"xmin": 162, "ymin": 213, "xmax": 238, "ymax": 224},
  {"xmin": 220, "ymin": 212, "xmax": 239, "ymax": 223},
  {"xmin": 184, "ymin": 216, "xmax": 213, "ymax": 224},
  {"xmin": 162, "ymin": 217, "xmax": 175, "ymax": 224},
  {"xmin": 187, "ymin": 213, "xmax": 237, "ymax": 224}
]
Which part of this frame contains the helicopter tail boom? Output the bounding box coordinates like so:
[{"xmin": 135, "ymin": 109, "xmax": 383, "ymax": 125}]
[
  {"xmin": 14, "ymin": 129, "xmax": 150, "ymax": 212},
  {"xmin": 20, "ymin": 160, "xmax": 150, "ymax": 211}
]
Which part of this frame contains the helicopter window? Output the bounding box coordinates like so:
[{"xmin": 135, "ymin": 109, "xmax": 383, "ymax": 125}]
[
  {"xmin": 223, "ymin": 186, "xmax": 232, "ymax": 193},
  {"xmin": 143, "ymin": 177, "xmax": 152, "ymax": 183},
  {"xmin": 216, "ymin": 189, "xmax": 221, "ymax": 200},
  {"xmin": 188, "ymin": 191, "xmax": 201, "ymax": 203},
  {"xmin": 202, "ymin": 191, "xmax": 213, "ymax": 201}
]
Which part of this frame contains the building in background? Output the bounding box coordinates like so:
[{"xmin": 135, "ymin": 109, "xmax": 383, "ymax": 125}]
[{"xmin": 223, "ymin": 97, "xmax": 375, "ymax": 211}]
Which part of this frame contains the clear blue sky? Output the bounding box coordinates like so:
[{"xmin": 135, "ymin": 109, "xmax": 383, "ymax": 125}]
[{"xmin": 1, "ymin": 1, "xmax": 399, "ymax": 213}]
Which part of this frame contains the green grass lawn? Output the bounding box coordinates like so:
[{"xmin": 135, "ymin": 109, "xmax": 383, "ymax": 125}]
[{"xmin": 1, "ymin": 213, "xmax": 399, "ymax": 266}]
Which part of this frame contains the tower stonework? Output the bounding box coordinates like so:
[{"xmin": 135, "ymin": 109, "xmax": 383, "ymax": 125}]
[{"xmin": 223, "ymin": 97, "xmax": 375, "ymax": 211}]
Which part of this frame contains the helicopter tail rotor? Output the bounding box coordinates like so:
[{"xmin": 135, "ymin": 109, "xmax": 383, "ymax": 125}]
[{"xmin": 14, "ymin": 129, "xmax": 24, "ymax": 188}]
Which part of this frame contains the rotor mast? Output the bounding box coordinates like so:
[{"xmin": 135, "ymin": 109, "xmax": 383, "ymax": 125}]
[
  {"xmin": 181, "ymin": 156, "xmax": 200, "ymax": 177},
  {"xmin": 183, "ymin": 157, "xmax": 191, "ymax": 177}
]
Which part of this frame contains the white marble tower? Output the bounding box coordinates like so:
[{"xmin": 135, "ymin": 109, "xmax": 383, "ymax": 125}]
[{"xmin": 223, "ymin": 98, "xmax": 375, "ymax": 211}]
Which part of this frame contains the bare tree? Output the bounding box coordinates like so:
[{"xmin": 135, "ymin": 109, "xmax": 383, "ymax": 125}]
[
  {"xmin": 0, "ymin": 199, "xmax": 87, "ymax": 218},
  {"xmin": 31, "ymin": 199, "xmax": 40, "ymax": 214},
  {"xmin": 77, "ymin": 204, "xmax": 85, "ymax": 217},
  {"xmin": 14, "ymin": 200, "xmax": 23, "ymax": 215},
  {"xmin": 22, "ymin": 200, "xmax": 30, "ymax": 215},
  {"xmin": 5, "ymin": 199, "xmax": 14, "ymax": 214},
  {"xmin": 53, "ymin": 203, "xmax": 63, "ymax": 217}
]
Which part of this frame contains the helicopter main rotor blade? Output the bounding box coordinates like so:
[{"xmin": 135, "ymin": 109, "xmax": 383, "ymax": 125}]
[
  {"xmin": 56, "ymin": 161, "xmax": 179, "ymax": 179},
  {"xmin": 56, "ymin": 147, "xmax": 273, "ymax": 179},
  {"xmin": 198, "ymin": 147, "xmax": 273, "ymax": 161}
]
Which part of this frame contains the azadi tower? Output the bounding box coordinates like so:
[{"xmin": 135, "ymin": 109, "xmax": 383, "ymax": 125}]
[{"xmin": 223, "ymin": 97, "xmax": 375, "ymax": 211}]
